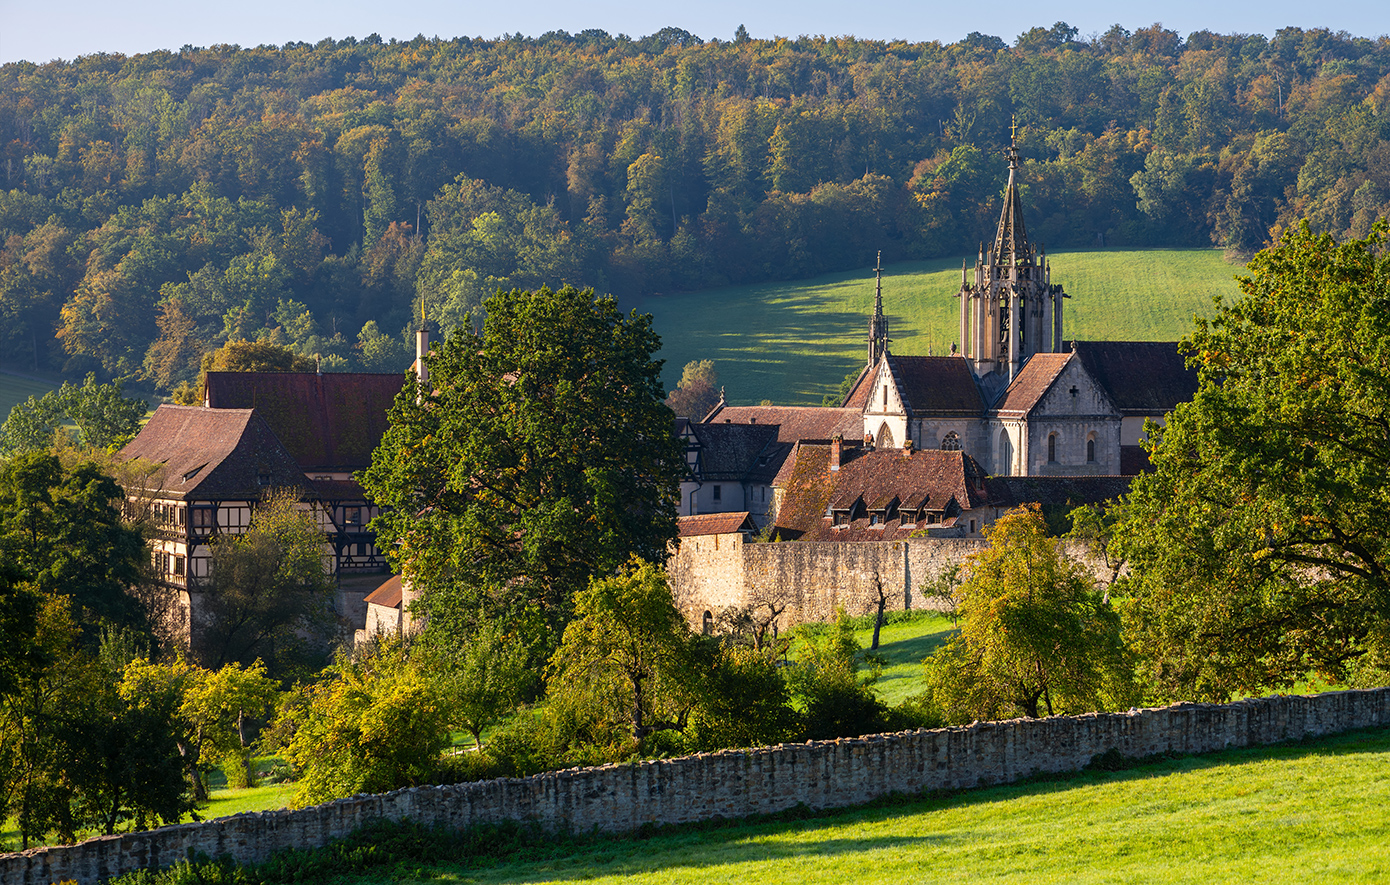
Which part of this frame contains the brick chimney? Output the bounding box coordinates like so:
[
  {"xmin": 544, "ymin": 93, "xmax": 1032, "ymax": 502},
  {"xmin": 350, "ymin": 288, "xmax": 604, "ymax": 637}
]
[
  {"xmin": 830, "ymin": 434, "xmax": 842, "ymax": 471},
  {"xmin": 902, "ymin": 439, "xmax": 913, "ymax": 457}
]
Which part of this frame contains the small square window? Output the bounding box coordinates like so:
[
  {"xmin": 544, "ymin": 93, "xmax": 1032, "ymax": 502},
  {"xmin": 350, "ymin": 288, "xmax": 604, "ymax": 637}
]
[{"xmin": 344, "ymin": 507, "xmax": 362, "ymax": 526}]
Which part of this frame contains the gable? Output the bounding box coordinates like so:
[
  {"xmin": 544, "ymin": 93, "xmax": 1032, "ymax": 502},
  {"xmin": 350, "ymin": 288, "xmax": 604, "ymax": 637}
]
[{"xmin": 1032, "ymin": 359, "xmax": 1118, "ymax": 417}]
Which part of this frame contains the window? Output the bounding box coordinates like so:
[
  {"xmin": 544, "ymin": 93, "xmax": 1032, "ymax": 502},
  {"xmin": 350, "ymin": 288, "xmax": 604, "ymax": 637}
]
[
  {"xmin": 1087, "ymin": 437, "xmax": 1096, "ymax": 463},
  {"xmin": 191, "ymin": 507, "xmax": 214, "ymax": 529},
  {"xmin": 883, "ymin": 387, "xmax": 888, "ymax": 407},
  {"xmin": 712, "ymin": 485, "xmax": 721, "ymax": 503},
  {"xmin": 940, "ymin": 431, "xmax": 961, "ymax": 451},
  {"xmin": 969, "ymin": 519, "xmax": 976, "ymax": 534},
  {"xmin": 1047, "ymin": 433, "xmax": 1057, "ymax": 463},
  {"xmin": 344, "ymin": 506, "xmax": 362, "ymax": 526},
  {"xmin": 702, "ymin": 611, "xmax": 714, "ymax": 636},
  {"xmin": 173, "ymin": 555, "xmax": 185, "ymax": 576}
]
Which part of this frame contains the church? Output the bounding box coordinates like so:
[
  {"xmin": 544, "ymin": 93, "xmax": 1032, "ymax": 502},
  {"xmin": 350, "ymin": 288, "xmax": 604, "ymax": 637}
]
[{"xmin": 682, "ymin": 134, "xmax": 1198, "ymax": 537}]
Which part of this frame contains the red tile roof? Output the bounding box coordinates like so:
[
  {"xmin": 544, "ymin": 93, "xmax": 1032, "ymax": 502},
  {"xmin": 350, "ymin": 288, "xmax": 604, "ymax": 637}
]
[
  {"xmin": 677, "ymin": 512, "xmax": 757, "ymax": 537},
  {"xmin": 118, "ymin": 405, "xmax": 308, "ymax": 501},
  {"xmin": 984, "ymin": 475, "xmax": 1131, "ymax": 510},
  {"xmin": 364, "ymin": 574, "xmax": 403, "ymax": 608},
  {"xmin": 204, "ymin": 372, "xmax": 406, "ymax": 471},
  {"xmin": 773, "ymin": 445, "xmax": 990, "ymax": 540},
  {"xmin": 992, "ymin": 352, "xmax": 1073, "ymax": 416},
  {"xmin": 702, "ymin": 404, "xmax": 862, "ymax": 444}
]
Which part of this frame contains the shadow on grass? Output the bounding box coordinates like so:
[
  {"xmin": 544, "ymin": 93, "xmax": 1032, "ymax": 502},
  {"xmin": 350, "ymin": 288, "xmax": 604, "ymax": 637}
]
[{"xmin": 412, "ymin": 725, "xmax": 1390, "ymax": 884}]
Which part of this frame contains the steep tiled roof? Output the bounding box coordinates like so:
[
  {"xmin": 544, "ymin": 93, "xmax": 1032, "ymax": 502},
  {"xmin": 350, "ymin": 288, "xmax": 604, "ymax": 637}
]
[
  {"xmin": 992, "ymin": 353, "xmax": 1073, "ymax": 416},
  {"xmin": 773, "ymin": 446, "xmax": 990, "ymax": 541},
  {"xmin": 1073, "ymin": 341, "xmax": 1198, "ymax": 416},
  {"xmin": 118, "ymin": 405, "xmax": 307, "ymax": 501},
  {"xmin": 689, "ymin": 423, "xmax": 780, "ymax": 483},
  {"xmin": 888, "ymin": 355, "xmax": 984, "ymax": 415},
  {"xmin": 364, "ymin": 574, "xmax": 403, "ymax": 609},
  {"xmin": 702, "ymin": 404, "xmax": 862, "ymax": 444},
  {"xmin": 204, "ymin": 372, "xmax": 406, "ymax": 471},
  {"xmin": 984, "ymin": 476, "xmax": 1131, "ymax": 510},
  {"xmin": 841, "ymin": 364, "xmax": 878, "ymax": 409},
  {"xmin": 677, "ymin": 512, "xmax": 757, "ymax": 537}
]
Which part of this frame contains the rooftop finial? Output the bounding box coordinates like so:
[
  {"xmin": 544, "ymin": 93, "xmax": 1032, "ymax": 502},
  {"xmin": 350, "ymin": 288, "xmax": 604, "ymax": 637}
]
[{"xmin": 1011, "ymin": 113, "xmax": 1018, "ymax": 146}]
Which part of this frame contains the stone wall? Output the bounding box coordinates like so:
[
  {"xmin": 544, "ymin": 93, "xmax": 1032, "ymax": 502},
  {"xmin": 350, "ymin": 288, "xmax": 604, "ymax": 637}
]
[
  {"xmin": 670, "ymin": 534, "xmax": 1114, "ymax": 630},
  {"xmin": 7, "ymin": 689, "xmax": 1389, "ymax": 885}
]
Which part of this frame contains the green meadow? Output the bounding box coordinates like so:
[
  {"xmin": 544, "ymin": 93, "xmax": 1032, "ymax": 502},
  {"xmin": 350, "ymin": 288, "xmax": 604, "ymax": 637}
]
[
  {"xmin": 325, "ymin": 725, "xmax": 1390, "ymax": 885},
  {"xmin": 641, "ymin": 249, "xmax": 1243, "ymax": 407},
  {"xmin": 0, "ymin": 371, "xmax": 59, "ymax": 421}
]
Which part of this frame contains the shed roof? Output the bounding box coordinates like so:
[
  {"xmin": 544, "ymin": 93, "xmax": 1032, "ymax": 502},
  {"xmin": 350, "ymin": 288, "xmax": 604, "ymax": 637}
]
[
  {"xmin": 677, "ymin": 512, "xmax": 757, "ymax": 537},
  {"xmin": 364, "ymin": 574, "xmax": 403, "ymax": 609},
  {"xmin": 204, "ymin": 372, "xmax": 406, "ymax": 471}
]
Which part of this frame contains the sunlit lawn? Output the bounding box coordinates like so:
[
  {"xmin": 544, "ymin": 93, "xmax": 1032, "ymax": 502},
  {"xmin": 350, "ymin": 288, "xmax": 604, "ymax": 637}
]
[
  {"xmin": 325, "ymin": 725, "xmax": 1390, "ymax": 885},
  {"xmin": 640, "ymin": 248, "xmax": 1240, "ymax": 406}
]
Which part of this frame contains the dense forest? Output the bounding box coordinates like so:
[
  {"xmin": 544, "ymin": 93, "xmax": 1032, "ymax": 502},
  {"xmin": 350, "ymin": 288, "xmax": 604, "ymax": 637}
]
[{"xmin": 1, "ymin": 22, "xmax": 1388, "ymax": 391}]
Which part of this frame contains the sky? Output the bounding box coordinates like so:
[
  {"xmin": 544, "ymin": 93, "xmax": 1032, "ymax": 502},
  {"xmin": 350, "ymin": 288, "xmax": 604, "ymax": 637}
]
[{"xmin": 2, "ymin": 0, "xmax": 1386, "ymax": 65}]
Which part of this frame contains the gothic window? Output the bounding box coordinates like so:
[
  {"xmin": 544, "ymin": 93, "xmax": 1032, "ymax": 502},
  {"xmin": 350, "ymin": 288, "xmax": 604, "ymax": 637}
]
[
  {"xmin": 1048, "ymin": 433, "xmax": 1058, "ymax": 463},
  {"xmin": 941, "ymin": 431, "xmax": 961, "ymax": 451},
  {"xmin": 1087, "ymin": 435, "xmax": 1096, "ymax": 463}
]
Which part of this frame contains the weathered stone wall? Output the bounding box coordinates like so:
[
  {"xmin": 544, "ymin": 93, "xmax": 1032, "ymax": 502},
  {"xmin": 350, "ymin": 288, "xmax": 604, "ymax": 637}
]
[
  {"xmin": 670, "ymin": 535, "xmax": 1115, "ymax": 630},
  {"xmin": 6, "ymin": 689, "xmax": 1389, "ymax": 885}
]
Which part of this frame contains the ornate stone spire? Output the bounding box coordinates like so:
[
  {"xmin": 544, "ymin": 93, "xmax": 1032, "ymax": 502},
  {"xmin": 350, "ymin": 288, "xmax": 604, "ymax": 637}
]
[
  {"xmin": 991, "ymin": 121, "xmax": 1031, "ymax": 264},
  {"xmin": 867, "ymin": 250, "xmax": 889, "ymax": 366}
]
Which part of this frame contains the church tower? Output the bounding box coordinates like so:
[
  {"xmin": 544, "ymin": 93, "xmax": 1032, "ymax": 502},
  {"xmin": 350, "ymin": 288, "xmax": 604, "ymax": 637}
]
[
  {"xmin": 956, "ymin": 128, "xmax": 1068, "ymax": 385},
  {"xmin": 867, "ymin": 251, "xmax": 889, "ymax": 366}
]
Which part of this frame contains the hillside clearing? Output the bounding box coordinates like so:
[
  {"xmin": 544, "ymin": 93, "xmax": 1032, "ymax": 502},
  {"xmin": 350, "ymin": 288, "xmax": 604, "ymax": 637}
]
[{"xmin": 641, "ymin": 249, "xmax": 1241, "ymax": 407}]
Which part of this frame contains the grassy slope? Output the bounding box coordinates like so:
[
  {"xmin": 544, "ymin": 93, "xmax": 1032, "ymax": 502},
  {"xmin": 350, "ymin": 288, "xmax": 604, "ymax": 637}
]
[
  {"xmin": 0, "ymin": 372, "xmax": 59, "ymax": 420},
  {"xmin": 851, "ymin": 614, "xmax": 954, "ymax": 706},
  {"xmin": 338, "ymin": 726, "xmax": 1390, "ymax": 884},
  {"xmin": 640, "ymin": 249, "xmax": 1242, "ymax": 407}
]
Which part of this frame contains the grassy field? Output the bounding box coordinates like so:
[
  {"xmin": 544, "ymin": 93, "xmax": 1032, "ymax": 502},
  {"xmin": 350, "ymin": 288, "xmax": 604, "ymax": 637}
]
[
  {"xmin": 849, "ymin": 613, "xmax": 954, "ymax": 706},
  {"xmin": 328, "ymin": 726, "xmax": 1390, "ymax": 884},
  {"xmin": 0, "ymin": 371, "xmax": 59, "ymax": 421},
  {"xmin": 640, "ymin": 249, "xmax": 1243, "ymax": 406}
]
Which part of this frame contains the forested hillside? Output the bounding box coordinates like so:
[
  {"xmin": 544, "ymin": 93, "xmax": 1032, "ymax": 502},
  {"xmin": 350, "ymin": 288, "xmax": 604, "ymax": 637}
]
[{"xmin": 1, "ymin": 23, "xmax": 1387, "ymax": 391}]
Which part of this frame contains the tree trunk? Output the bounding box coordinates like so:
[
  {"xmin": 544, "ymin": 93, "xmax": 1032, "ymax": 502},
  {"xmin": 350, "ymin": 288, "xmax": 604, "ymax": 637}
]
[{"xmin": 871, "ymin": 577, "xmax": 887, "ymax": 650}]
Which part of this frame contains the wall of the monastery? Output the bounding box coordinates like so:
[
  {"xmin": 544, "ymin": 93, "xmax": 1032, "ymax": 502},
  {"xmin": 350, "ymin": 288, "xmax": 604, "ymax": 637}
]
[
  {"xmin": 912, "ymin": 419, "xmax": 989, "ymax": 463},
  {"xmin": 670, "ymin": 536, "xmax": 1112, "ymax": 631},
  {"xmin": 10, "ymin": 689, "xmax": 1390, "ymax": 885},
  {"xmin": 1121, "ymin": 415, "xmax": 1164, "ymax": 446}
]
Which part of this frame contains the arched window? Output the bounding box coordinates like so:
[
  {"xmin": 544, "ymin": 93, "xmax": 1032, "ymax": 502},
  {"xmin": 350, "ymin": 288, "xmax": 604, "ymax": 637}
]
[
  {"xmin": 998, "ymin": 428, "xmax": 1013, "ymax": 475},
  {"xmin": 877, "ymin": 422, "xmax": 895, "ymax": 449},
  {"xmin": 940, "ymin": 431, "xmax": 961, "ymax": 451},
  {"xmin": 702, "ymin": 611, "xmax": 714, "ymax": 635},
  {"xmin": 1087, "ymin": 436, "xmax": 1096, "ymax": 463},
  {"xmin": 1048, "ymin": 433, "xmax": 1058, "ymax": 463}
]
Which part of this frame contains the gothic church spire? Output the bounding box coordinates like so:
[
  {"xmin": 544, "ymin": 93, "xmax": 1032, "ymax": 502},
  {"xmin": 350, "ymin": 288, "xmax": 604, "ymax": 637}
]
[
  {"xmin": 867, "ymin": 251, "xmax": 889, "ymax": 366},
  {"xmin": 991, "ymin": 122, "xmax": 1031, "ymax": 264}
]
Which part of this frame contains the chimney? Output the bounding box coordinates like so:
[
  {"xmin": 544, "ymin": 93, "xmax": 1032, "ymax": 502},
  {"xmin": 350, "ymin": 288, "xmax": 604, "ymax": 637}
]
[
  {"xmin": 902, "ymin": 439, "xmax": 913, "ymax": 457},
  {"xmin": 415, "ymin": 328, "xmax": 430, "ymax": 387},
  {"xmin": 830, "ymin": 435, "xmax": 842, "ymax": 471}
]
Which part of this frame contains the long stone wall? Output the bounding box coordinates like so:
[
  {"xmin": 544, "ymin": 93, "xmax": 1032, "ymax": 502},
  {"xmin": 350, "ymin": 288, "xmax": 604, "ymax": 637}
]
[
  {"xmin": 7, "ymin": 689, "xmax": 1390, "ymax": 885},
  {"xmin": 670, "ymin": 534, "xmax": 1114, "ymax": 629}
]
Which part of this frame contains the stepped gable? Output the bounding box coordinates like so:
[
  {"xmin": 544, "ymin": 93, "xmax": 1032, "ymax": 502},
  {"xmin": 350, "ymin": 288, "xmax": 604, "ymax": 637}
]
[
  {"xmin": 985, "ymin": 475, "xmax": 1131, "ymax": 511},
  {"xmin": 702, "ymin": 404, "xmax": 862, "ymax": 444},
  {"xmin": 119, "ymin": 405, "xmax": 307, "ymax": 500},
  {"xmin": 888, "ymin": 355, "xmax": 985, "ymax": 415},
  {"xmin": 992, "ymin": 352, "xmax": 1073, "ymax": 416},
  {"xmin": 1073, "ymin": 341, "xmax": 1198, "ymax": 416},
  {"xmin": 678, "ymin": 512, "xmax": 757, "ymax": 538},
  {"xmin": 204, "ymin": 372, "xmax": 406, "ymax": 471},
  {"xmin": 688, "ymin": 422, "xmax": 781, "ymax": 484}
]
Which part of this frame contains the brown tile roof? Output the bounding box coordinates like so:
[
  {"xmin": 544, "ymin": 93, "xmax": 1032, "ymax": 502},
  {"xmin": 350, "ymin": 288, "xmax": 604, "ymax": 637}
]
[
  {"xmin": 992, "ymin": 352, "xmax": 1074, "ymax": 416},
  {"xmin": 118, "ymin": 405, "xmax": 308, "ymax": 501},
  {"xmin": 984, "ymin": 475, "xmax": 1131, "ymax": 510},
  {"xmin": 688, "ymin": 422, "xmax": 781, "ymax": 483},
  {"xmin": 678, "ymin": 512, "xmax": 757, "ymax": 537},
  {"xmin": 1073, "ymin": 341, "xmax": 1198, "ymax": 416},
  {"xmin": 886, "ymin": 355, "xmax": 984, "ymax": 415},
  {"xmin": 204, "ymin": 372, "xmax": 406, "ymax": 471},
  {"xmin": 773, "ymin": 446, "xmax": 990, "ymax": 541},
  {"xmin": 364, "ymin": 574, "xmax": 403, "ymax": 608},
  {"xmin": 702, "ymin": 404, "xmax": 862, "ymax": 445},
  {"xmin": 841, "ymin": 364, "xmax": 877, "ymax": 410},
  {"xmin": 1120, "ymin": 445, "xmax": 1151, "ymax": 475}
]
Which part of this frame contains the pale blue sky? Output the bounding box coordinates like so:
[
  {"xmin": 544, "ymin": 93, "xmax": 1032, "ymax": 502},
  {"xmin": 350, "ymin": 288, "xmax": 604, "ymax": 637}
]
[{"xmin": 2, "ymin": 0, "xmax": 1384, "ymax": 65}]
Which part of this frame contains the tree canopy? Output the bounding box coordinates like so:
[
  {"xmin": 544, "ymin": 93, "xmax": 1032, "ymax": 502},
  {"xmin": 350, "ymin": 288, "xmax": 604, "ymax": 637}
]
[
  {"xmin": 1114, "ymin": 220, "xmax": 1390, "ymax": 700},
  {"xmin": 359, "ymin": 285, "xmax": 684, "ymax": 641},
  {"xmin": 1, "ymin": 26, "xmax": 1388, "ymax": 391}
]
